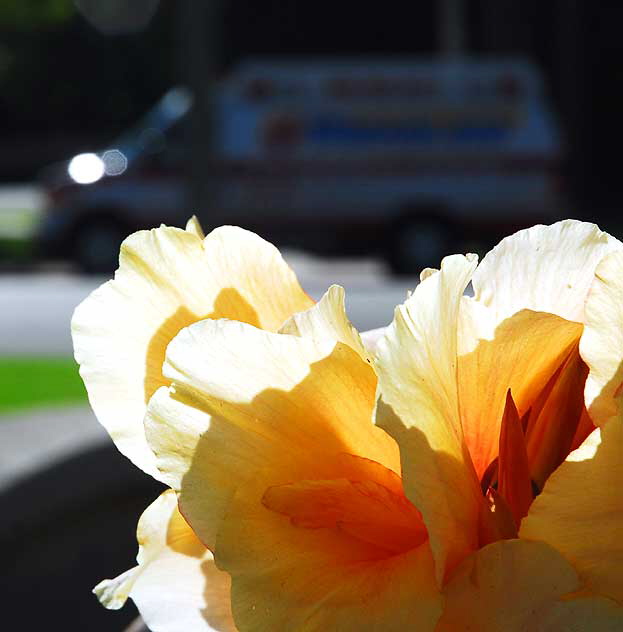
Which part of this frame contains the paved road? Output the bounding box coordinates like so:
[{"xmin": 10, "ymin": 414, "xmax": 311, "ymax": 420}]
[{"xmin": 1, "ymin": 253, "xmax": 417, "ymax": 355}]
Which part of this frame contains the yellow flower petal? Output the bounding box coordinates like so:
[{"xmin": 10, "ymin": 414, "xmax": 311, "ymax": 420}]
[
  {"xmin": 436, "ymin": 539, "xmax": 581, "ymax": 632},
  {"xmin": 145, "ymin": 318, "xmax": 400, "ymax": 551},
  {"xmin": 280, "ymin": 284, "xmax": 371, "ymax": 363},
  {"xmin": 94, "ymin": 490, "xmax": 235, "ymax": 631},
  {"xmin": 72, "ymin": 223, "xmax": 312, "ymax": 478},
  {"xmin": 580, "ymin": 250, "xmax": 623, "ymax": 426},
  {"xmin": 458, "ymin": 307, "xmax": 582, "ymax": 479},
  {"xmin": 472, "ymin": 220, "xmax": 622, "ymax": 325},
  {"xmin": 520, "ymin": 416, "xmax": 623, "ymax": 603},
  {"xmin": 375, "ymin": 254, "xmax": 484, "ymax": 582},
  {"xmin": 216, "ymin": 468, "xmax": 442, "ymax": 631}
]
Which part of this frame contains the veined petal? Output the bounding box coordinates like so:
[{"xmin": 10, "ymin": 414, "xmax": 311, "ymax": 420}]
[
  {"xmin": 458, "ymin": 307, "xmax": 582, "ymax": 479},
  {"xmin": 145, "ymin": 319, "xmax": 400, "ymax": 551},
  {"xmin": 472, "ymin": 220, "xmax": 622, "ymax": 325},
  {"xmin": 94, "ymin": 490, "xmax": 235, "ymax": 632},
  {"xmin": 436, "ymin": 539, "xmax": 581, "ymax": 632},
  {"xmin": 520, "ymin": 416, "xmax": 623, "ymax": 604},
  {"xmin": 72, "ymin": 223, "xmax": 312, "ymax": 478},
  {"xmin": 580, "ymin": 250, "xmax": 623, "ymax": 426},
  {"xmin": 375, "ymin": 254, "xmax": 484, "ymax": 582},
  {"xmin": 280, "ymin": 284, "xmax": 371, "ymax": 364},
  {"xmin": 216, "ymin": 468, "xmax": 442, "ymax": 632}
]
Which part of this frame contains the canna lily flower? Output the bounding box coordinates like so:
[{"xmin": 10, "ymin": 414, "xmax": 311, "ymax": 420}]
[
  {"xmin": 142, "ymin": 220, "xmax": 623, "ymax": 630},
  {"xmin": 72, "ymin": 217, "xmax": 313, "ymax": 626},
  {"xmin": 373, "ymin": 221, "xmax": 623, "ymax": 629},
  {"xmin": 72, "ymin": 217, "xmax": 314, "ymax": 481}
]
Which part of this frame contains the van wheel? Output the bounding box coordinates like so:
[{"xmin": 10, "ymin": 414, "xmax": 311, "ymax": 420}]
[
  {"xmin": 388, "ymin": 218, "xmax": 452, "ymax": 275},
  {"xmin": 72, "ymin": 218, "xmax": 127, "ymax": 275}
]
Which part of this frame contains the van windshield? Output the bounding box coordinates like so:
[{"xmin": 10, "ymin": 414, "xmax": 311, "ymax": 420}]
[{"xmin": 111, "ymin": 87, "xmax": 193, "ymax": 164}]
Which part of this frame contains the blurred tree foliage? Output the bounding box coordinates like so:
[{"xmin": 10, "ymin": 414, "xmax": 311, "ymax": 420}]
[
  {"xmin": 0, "ymin": 0, "xmax": 74, "ymax": 29},
  {"xmin": 0, "ymin": 0, "xmax": 176, "ymax": 135}
]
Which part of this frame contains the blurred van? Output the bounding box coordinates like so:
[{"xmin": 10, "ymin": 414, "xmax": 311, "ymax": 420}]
[{"xmin": 38, "ymin": 57, "xmax": 564, "ymax": 273}]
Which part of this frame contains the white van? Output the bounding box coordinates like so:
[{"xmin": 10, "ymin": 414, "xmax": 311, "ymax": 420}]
[{"xmin": 39, "ymin": 57, "xmax": 564, "ymax": 273}]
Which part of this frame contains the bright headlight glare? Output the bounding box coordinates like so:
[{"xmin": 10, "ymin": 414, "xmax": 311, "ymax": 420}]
[{"xmin": 68, "ymin": 153, "xmax": 105, "ymax": 184}]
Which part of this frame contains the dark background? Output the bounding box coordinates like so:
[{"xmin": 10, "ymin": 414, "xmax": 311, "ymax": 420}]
[{"xmin": 1, "ymin": 0, "xmax": 622, "ymax": 217}]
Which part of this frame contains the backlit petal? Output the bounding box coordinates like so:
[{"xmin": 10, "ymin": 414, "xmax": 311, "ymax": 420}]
[
  {"xmin": 280, "ymin": 284, "xmax": 371, "ymax": 363},
  {"xmin": 72, "ymin": 224, "xmax": 312, "ymax": 478},
  {"xmin": 520, "ymin": 416, "xmax": 623, "ymax": 603},
  {"xmin": 458, "ymin": 307, "xmax": 582, "ymax": 479},
  {"xmin": 436, "ymin": 539, "xmax": 581, "ymax": 632},
  {"xmin": 146, "ymin": 319, "xmax": 400, "ymax": 551},
  {"xmin": 375, "ymin": 254, "xmax": 484, "ymax": 581},
  {"xmin": 185, "ymin": 215, "xmax": 206, "ymax": 239},
  {"xmin": 472, "ymin": 220, "xmax": 622, "ymax": 325},
  {"xmin": 216, "ymin": 469, "xmax": 442, "ymax": 631},
  {"xmin": 581, "ymin": 250, "xmax": 623, "ymax": 425},
  {"xmin": 497, "ymin": 391, "xmax": 532, "ymax": 527},
  {"xmin": 94, "ymin": 490, "xmax": 235, "ymax": 631}
]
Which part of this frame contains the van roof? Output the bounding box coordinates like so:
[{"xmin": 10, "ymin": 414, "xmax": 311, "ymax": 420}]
[{"xmin": 225, "ymin": 56, "xmax": 544, "ymax": 96}]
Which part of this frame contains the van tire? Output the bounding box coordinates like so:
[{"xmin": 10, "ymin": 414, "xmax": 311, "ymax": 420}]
[{"xmin": 387, "ymin": 216, "xmax": 453, "ymax": 275}]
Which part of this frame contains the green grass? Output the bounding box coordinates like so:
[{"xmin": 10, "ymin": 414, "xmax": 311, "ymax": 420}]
[{"xmin": 0, "ymin": 356, "xmax": 87, "ymax": 414}]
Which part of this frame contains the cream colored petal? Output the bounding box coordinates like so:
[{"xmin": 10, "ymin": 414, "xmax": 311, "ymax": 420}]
[
  {"xmin": 375, "ymin": 254, "xmax": 484, "ymax": 582},
  {"xmin": 215, "ymin": 468, "xmax": 442, "ymax": 632},
  {"xmin": 360, "ymin": 326, "xmax": 387, "ymax": 356},
  {"xmin": 72, "ymin": 223, "xmax": 312, "ymax": 478},
  {"xmin": 436, "ymin": 539, "xmax": 582, "ymax": 632},
  {"xmin": 94, "ymin": 567, "xmax": 138, "ymax": 611},
  {"xmin": 472, "ymin": 220, "xmax": 622, "ymax": 325},
  {"xmin": 94, "ymin": 490, "xmax": 235, "ymax": 631},
  {"xmin": 146, "ymin": 318, "xmax": 400, "ymax": 551},
  {"xmin": 520, "ymin": 416, "xmax": 623, "ymax": 603},
  {"xmin": 185, "ymin": 215, "xmax": 206, "ymax": 239},
  {"xmin": 280, "ymin": 284, "xmax": 370, "ymax": 363},
  {"xmin": 581, "ymin": 250, "xmax": 623, "ymax": 425}
]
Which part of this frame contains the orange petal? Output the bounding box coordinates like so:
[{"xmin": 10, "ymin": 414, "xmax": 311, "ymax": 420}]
[
  {"xmin": 146, "ymin": 319, "xmax": 400, "ymax": 551},
  {"xmin": 263, "ymin": 476, "xmax": 427, "ymax": 555},
  {"xmin": 215, "ymin": 469, "xmax": 443, "ymax": 631},
  {"xmin": 497, "ymin": 391, "xmax": 533, "ymax": 527},
  {"xmin": 458, "ymin": 307, "xmax": 582, "ymax": 480},
  {"xmin": 525, "ymin": 344, "xmax": 588, "ymax": 487},
  {"xmin": 570, "ymin": 407, "xmax": 596, "ymax": 452}
]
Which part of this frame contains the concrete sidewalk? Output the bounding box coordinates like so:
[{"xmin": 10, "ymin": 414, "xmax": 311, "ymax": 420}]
[{"xmin": 0, "ymin": 405, "xmax": 108, "ymax": 491}]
